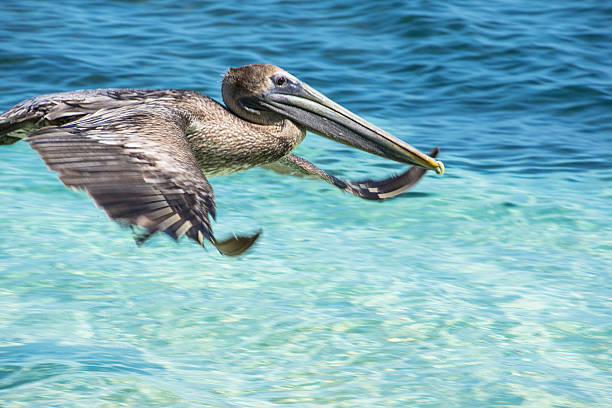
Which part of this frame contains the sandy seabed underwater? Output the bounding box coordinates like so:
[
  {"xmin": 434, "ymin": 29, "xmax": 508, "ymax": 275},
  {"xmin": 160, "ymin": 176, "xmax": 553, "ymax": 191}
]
[{"xmin": 0, "ymin": 0, "xmax": 610, "ymax": 406}]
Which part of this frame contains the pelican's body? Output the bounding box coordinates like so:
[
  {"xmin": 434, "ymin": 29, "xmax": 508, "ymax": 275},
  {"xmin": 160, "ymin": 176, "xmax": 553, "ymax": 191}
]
[{"xmin": 0, "ymin": 64, "xmax": 444, "ymax": 255}]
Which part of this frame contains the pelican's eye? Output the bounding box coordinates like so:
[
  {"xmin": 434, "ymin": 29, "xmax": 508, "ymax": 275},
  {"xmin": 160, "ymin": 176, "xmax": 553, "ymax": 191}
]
[{"xmin": 274, "ymin": 76, "xmax": 287, "ymax": 86}]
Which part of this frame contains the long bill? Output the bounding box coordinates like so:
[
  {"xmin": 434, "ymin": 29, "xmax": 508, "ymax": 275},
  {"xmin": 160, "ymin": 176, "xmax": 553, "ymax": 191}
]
[{"xmin": 261, "ymin": 82, "xmax": 444, "ymax": 175}]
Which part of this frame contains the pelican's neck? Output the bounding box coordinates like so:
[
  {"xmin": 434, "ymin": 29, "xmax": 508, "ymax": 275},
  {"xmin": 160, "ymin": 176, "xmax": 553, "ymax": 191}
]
[{"xmin": 185, "ymin": 99, "xmax": 306, "ymax": 177}]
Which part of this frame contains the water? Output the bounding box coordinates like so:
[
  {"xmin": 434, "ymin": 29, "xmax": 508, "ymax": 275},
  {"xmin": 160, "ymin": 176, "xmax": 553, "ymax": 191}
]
[{"xmin": 0, "ymin": 0, "xmax": 610, "ymax": 406}]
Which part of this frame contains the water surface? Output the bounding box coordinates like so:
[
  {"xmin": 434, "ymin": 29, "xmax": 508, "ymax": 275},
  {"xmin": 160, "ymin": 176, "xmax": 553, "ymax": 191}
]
[{"xmin": 0, "ymin": 1, "xmax": 610, "ymax": 406}]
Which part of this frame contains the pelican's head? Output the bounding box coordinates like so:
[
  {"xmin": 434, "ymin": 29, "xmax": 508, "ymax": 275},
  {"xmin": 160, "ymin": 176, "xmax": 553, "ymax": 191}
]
[{"xmin": 222, "ymin": 64, "xmax": 444, "ymax": 174}]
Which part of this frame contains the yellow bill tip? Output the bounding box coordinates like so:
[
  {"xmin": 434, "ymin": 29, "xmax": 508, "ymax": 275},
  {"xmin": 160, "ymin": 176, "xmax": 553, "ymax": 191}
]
[{"xmin": 434, "ymin": 160, "xmax": 445, "ymax": 175}]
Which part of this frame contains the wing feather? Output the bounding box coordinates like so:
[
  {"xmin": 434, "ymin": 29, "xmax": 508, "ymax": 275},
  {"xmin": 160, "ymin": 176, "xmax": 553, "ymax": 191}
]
[{"xmin": 24, "ymin": 102, "xmax": 254, "ymax": 254}]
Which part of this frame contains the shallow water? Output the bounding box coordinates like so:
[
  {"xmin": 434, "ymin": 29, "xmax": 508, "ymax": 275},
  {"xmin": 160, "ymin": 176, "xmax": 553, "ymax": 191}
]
[{"xmin": 0, "ymin": 1, "xmax": 610, "ymax": 406}]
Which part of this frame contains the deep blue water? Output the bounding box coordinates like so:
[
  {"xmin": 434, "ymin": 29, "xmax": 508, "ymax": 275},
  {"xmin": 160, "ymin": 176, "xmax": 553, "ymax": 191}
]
[{"xmin": 0, "ymin": 1, "xmax": 610, "ymax": 406}]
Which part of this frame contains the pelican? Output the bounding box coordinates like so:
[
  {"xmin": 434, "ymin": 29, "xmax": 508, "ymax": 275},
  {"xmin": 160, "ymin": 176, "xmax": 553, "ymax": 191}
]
[{"xmin": 0, "ymin": 64, "xmax": 444, "ymax": 256}]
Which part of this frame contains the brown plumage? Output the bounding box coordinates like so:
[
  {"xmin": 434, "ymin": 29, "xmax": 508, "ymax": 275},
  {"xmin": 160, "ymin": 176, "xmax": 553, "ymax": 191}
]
[{"xmin": 0, "ymin": 64, "xmax": 444, "ymax": 255}]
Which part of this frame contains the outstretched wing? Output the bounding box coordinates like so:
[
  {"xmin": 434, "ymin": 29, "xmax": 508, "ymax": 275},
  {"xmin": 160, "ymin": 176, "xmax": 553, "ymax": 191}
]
[
  {"xmin": 0, "ymin": 89, "xmax": 206, "ymax": 144},
  {"xmin": 0, "ymin": 89, "xmax": 146, "ymax": 144},
  {"xmin": 25, "ymin": 102, "xmax": 256, "ymax": 255},
  {"xmin": 260, "ymin": 148, "xmax": 440, "ymax": 200}
]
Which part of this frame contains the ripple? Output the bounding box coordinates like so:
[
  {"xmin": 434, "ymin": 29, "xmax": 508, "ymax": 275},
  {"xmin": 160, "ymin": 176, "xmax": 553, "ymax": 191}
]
[{"xmin": 1, "ymin": 0, "xmax": 611, "ymax": 406}]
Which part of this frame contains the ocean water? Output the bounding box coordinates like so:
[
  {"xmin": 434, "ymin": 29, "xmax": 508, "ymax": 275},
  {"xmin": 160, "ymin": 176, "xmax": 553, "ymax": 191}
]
[{"xmin": 0, "ymin": 0, "xmax": 610, "ymax": 406}]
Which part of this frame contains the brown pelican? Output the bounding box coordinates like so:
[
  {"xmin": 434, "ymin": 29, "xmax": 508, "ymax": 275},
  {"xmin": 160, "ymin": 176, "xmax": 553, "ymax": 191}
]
[{"xmin": 0, "ymin": 64, "xmax": 444, "ymax": 256}]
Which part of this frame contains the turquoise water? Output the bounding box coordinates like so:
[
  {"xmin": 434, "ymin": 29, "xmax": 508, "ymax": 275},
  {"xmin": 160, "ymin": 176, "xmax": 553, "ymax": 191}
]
[{"xmin": 1, "ymin": 0, "xmax": 611, "ymax": 406}]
